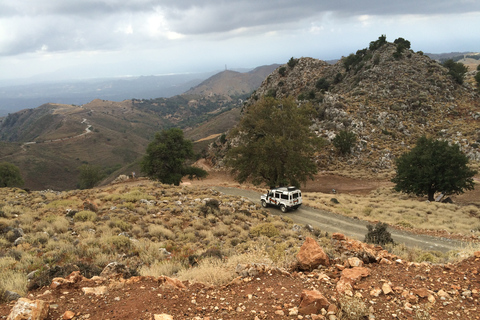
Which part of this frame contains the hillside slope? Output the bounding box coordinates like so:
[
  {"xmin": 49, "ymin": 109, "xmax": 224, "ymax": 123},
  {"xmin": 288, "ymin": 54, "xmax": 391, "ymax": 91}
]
[
  {"xmin": 0, "ymin": 65, "xmax": 275, "ymax": 190},
  {"xmin": 245, "ymin": 40, "xmax": 480, "ymax": 173},
  {"xmin": 185, "ymin": 64, "xmax": 280, "ymax": 96}
]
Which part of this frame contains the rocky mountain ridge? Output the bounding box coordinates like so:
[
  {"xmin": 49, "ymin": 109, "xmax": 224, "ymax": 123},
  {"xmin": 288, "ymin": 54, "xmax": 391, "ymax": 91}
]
[{"xmin": 246, "ymin": 40, "xmax": 480, "ymax": 173}]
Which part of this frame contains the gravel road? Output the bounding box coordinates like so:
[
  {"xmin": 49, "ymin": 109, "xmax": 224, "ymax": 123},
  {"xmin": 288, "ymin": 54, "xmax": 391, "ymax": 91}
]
[{"xmin": 214, "ymin": 186, "xmax": 468, "ymax": 253}]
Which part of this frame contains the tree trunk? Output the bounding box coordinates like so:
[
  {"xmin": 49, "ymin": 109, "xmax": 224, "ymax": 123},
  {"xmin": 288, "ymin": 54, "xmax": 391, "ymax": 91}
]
[{"xmin": 428, "ymin": 190, "xmax": 435, "ymax": 202}]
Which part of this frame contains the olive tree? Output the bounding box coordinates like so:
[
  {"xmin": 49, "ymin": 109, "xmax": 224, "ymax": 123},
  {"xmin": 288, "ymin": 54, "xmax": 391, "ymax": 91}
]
[
  {"xmin": 226, "ymin": 97, "xmax": 325, "ymax": 187},
  {"xmin": 141, "ymin": 128, "xmax": 207, "ymax": 185},
  {"xmin": 0, "ymin": 162, "xmax": 24, "ymax": 188},
  {"xmin": 391, "ymin": 136, "xmax": 476, "ymax": 201}
]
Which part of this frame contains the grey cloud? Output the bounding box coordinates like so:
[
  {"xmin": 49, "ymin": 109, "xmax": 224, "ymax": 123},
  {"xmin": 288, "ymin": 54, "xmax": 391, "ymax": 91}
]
[
  {"xmin": 1, "ymin": 0, "xmax": 479, "ymax": 57},
  {"xmin": 155, "ymin": 0, "xmax": 480, "ymax": 35}
]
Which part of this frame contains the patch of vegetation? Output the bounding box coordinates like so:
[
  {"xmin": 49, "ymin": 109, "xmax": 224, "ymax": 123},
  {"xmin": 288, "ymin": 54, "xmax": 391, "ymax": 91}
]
[
  {"xmin": 393, "ymin": 37, "xmax": 411, "ymax": 59},
  {"xmin": 287, "ymin": 57, "xmax": 298, "ymax": 68},
  {"xmin": 250, "ymin": 223, "xmax": 280, "ymax": 238},
  {"xmin": 392, "ymin": 136, "xmax": 477, "ymax": 201},
  {"xmin": 315, "ymin": 78, "xmax": 330, "ymax": 91},
  {"xmin": 364, "ymin": 222, "xmax": 394, "ymax": 246},
  {"xmin": 443, "ymin": 59, "xmax": 468, "ymax": 84},
  {"xmin": 333, "ymin": 130, "xmax": 357, "ymax": 155}
]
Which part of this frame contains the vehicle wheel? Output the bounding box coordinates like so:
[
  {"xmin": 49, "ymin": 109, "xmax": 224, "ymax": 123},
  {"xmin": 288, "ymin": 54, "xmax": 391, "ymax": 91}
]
[
  {"xmin": 280, "ymin": 205, "xmax": 287, "ymax": 213},
  {"xmin": 261, "ymin": 200, "xmax": 268, "ymax": 208}
]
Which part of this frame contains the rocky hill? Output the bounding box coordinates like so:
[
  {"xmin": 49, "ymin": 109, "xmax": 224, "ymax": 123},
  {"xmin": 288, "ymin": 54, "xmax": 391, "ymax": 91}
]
[
  {"xmin": 185, "ymin": 64, "xmax": 280, "ymax": 96},
  {"xmin": 241, "ymin": 38, "xmax": 480, "ymax": 173}
]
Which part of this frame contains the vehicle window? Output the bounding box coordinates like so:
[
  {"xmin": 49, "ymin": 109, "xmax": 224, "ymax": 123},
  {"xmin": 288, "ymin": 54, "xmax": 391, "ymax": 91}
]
[
  {"xmin": 281, "ymin": 194, "xmax": 288, "ymax": 200},
  {"xmin": 275, "ymin": 193, "xmax": 280, "ymax": 198},
  {"xmin": 293, "ymin": 193, "xmax": 298, "ymax": 199}
]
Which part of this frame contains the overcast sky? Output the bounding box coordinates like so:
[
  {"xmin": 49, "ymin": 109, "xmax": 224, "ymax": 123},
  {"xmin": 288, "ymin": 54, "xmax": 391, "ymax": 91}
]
[{"xmin": 1, "ymin": 0, "xmax": 479, "ymax": 82}]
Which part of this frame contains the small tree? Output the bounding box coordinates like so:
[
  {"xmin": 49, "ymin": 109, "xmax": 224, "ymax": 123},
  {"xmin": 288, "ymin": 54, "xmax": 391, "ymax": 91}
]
[
  {"xmin": 141, "ymin": 128, "xmax": 207, "ymax": 185},
  {"xmin": 78, "ymin": 164, "xmax": 104, "ymax": 189},
  {"xmin": 0, "ymin": 162, "xmax": 24, "ymax": 188},
  {"xmin": 226, "ymin": 97, "xmax": 325, "ymax": 187},
  {"xmin": 392, "ymin": 136, "xmax": 477, "ymax": 201},
  {"xmin": 332, "ymin": 130, "xmax": 357, "ymax": 155}
]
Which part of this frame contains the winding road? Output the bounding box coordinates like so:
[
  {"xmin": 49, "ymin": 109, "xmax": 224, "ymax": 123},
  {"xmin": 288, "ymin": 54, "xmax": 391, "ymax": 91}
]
[{"xmin": 213, "ymin": 186, "xmax": 469, "ymax": 253}]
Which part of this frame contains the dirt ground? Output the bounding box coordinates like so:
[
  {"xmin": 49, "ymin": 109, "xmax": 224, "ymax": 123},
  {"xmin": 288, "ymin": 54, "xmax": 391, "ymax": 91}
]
[{"xmin": 1, "ymin": 252, "xmax": 479, "ymax": 319}]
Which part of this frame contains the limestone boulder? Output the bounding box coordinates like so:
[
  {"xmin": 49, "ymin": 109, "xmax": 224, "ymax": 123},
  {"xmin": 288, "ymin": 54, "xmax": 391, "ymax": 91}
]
[{"xmin": 7, "ymin": 298, "xmax": 49, "ymax": 320}]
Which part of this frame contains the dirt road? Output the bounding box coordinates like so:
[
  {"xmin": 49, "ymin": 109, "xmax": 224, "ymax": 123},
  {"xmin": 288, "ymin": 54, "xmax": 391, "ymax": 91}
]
[{"xmin": 213, "ymin": 186, "xmax": 468, "ymax": 253}]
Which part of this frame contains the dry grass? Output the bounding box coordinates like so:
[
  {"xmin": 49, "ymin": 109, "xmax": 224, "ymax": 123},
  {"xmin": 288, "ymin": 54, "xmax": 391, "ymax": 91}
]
[
  {"xmin": 0, "ymin": 179, "xmax": 478, "ymax": 300},
  {"xmin": 303, "ymin": 187, "xmax": 480, "ymax": 236}
]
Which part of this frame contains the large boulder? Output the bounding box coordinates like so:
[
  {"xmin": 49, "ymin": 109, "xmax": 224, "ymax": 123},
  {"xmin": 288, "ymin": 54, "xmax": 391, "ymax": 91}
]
[
  {"xmin": 7, "ymin": 298, "xmax": 49, "ymax": 320},
  {"xmin": 296, "ymin": 237, "xmax": 330, "ymax": 270}
]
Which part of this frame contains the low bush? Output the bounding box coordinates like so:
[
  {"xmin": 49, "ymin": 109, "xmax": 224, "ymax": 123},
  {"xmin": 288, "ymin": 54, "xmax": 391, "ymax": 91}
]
[
  {"xmin": 73, "ymin": 210, "xmax": 97, "ymax": 222},
  {"xmin": 250, "ymin": 223, "xmax": 280, "ymax": 238},
  {"xmin": 364, "ymin": 222, "xmax": 394, "ymax": 246}
]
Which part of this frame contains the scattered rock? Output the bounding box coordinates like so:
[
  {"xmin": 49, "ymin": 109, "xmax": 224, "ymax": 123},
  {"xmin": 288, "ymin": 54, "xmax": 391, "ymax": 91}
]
[
  {"xmin": 81, "ymin": 286, "xmax": 108, "ymax": 296},
  {"xmin": 296, "ymin": 237, "xmax": 330, "ymax": 270},
  {"xmin": 298, "ymin": 290, "xmax": 330, "ymax": 315},
  {"xmin": 3, "ymin": 290, "xmax": 21, "ymax": 302},
  {"xmin": 100, "ymin": 262, "xmax": 131, "ymax": 279},
  {"xmin": 62, "ymin": 310, "xmax": 75, "ymax": 319},
  {"xmin": 153, "ymin": 314, "xmax": 173, "ymax": 320}
]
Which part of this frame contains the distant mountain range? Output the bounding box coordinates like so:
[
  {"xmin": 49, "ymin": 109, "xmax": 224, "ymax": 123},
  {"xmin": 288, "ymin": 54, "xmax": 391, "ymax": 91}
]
[{"xmin": 0, "ymin": 64, "xmax": 279, "ymax": 190}]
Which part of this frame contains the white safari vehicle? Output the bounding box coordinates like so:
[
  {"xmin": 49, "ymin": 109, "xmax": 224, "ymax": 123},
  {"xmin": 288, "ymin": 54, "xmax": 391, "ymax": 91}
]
[{"xmin": 260, "ymin": 187, "xmax": 302, "ymax": 213}]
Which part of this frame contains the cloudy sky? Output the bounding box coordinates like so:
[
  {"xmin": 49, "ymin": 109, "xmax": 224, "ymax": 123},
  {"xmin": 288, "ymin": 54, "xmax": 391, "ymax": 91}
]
[{"xmin": 1, "ymin": 0, "xmax": 479, "ymax": 82}]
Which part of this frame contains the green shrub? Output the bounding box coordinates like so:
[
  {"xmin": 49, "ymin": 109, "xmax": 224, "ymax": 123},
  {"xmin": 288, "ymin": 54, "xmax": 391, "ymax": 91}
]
[
  {"xmin": 333, "ymin": 130, "xmax": 357, "ymax": 155},
  {"xmin": 287, "ymin": 57, "xmax": 298, "ymax": 68},
  {"xmin": 442, "ymin": 59, "xmax": 468, "ymax": 84},
  {"xmin": 278, "ymin": 66, "xmax": 286, "ymax": 76},
  {"xmin": 315, "ymin": 78, "xmax": 330, "ymax": 91},
  {"xmin": 475, "ymin": 71, "xmax": 480, "ymax": 87}
]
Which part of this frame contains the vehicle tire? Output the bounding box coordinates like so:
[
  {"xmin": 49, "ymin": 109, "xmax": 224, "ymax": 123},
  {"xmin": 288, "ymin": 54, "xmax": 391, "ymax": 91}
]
[
  {"xmin": 261, "ymin": 200, "xmax": 268, "ymax": 208},
  {"xmin": 280, "ymin": 205, "xmax": 287, "ymax": 213}
]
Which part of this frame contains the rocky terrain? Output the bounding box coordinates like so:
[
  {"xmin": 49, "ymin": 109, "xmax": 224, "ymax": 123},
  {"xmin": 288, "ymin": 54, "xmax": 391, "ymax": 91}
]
[
  {"xmin": 216, "ymin": 39, "xmax": 480, "ymax": 174},
  {"xmin": 2, "ymin": 234, "xmax": 479, "ymax": 320},
  {"xmin": 1, "ymin": 176, "xmax": 480, "ymax": 320}
]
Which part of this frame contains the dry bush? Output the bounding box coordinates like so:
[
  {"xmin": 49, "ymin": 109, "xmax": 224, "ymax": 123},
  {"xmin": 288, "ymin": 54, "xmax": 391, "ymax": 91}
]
[
  {"xmin": 148, "ymin": 224, "xmax": 175, "ymax": 240},
  {"xmin": 337, "ymin": 295, "xmax": 369, "ymax": 320},
  {"xmin": 212, "ymin": 223, "xmax": 230, "ymax": 237},
  {"xmin": 0, "ymin": 257, "xmax": 28, "ymax": 300},
  {"xmin": 139, "ymin": 260, "xmax": 185, "ymax": 278},
  {"xmin": 250, "ymin": 223, "xmax": 280, "ymax": 238},
  {"xmin": 177, "ymin": 257, "xmax": 232, "ymax": 286},
  {"xmin": 73, "ymin": 210, "xmax": 97, "ymax": 222}
]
